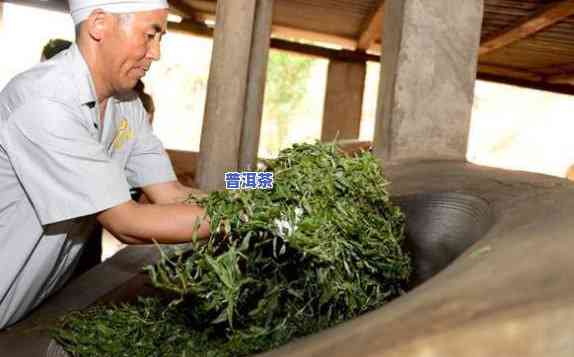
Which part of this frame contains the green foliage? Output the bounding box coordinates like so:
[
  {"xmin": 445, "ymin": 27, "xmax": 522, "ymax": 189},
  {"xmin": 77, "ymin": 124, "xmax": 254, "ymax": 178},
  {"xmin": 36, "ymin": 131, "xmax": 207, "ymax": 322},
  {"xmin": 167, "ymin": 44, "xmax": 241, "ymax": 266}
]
[
  {"xmin": 53, "ymin": 297, "xmax": 290, "ymax": 357},
  {"xmin": 263, "ymin": 51, "xmax": 314, "ymax": 154},
  {"xmin": 54, "ymin": 142, "xmax": 411, "ymax": 356},
  {"xmin": 41, "ymin": 38, "xmax": 72, "ymax": 61}
]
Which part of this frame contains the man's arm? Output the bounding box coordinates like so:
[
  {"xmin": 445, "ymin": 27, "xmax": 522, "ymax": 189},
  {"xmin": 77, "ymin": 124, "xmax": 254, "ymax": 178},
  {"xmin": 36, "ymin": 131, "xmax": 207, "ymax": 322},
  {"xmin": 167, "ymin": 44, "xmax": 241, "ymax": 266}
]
[
  {"xmin": 97, "ymin": 200, "xmax": 210, "ymax": 244},
  {"xmin": 140, "ymin": 180, "xmax": 207, "ymax": 204},
  {"xmin": 97, "ymin": 181, "xmax": 211, "ymax": 244}
]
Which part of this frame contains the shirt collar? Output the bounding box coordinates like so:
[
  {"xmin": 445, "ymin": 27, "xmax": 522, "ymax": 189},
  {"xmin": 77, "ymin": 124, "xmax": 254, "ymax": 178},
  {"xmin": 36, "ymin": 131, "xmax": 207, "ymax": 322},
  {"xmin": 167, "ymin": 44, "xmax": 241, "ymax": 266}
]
[{"xmin": 68, "ymin": 43, "xmax": 99, "ymax": 107}]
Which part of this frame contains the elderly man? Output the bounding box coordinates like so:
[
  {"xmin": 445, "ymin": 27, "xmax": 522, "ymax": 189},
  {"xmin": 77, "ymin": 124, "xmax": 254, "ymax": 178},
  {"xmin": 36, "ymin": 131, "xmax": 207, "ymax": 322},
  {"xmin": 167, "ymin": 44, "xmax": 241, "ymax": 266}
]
[{"xmin": 0, "ymin": 0, "xmax": 210, "ymax": 329}]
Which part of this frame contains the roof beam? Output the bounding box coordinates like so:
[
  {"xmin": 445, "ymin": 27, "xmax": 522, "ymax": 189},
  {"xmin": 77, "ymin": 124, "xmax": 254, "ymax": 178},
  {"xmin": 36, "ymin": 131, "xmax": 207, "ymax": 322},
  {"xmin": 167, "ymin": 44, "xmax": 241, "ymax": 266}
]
[
  {"xmin": 477, "ymin": 72, "xmax": 574, "ymax": 96},
  {"xmin": 479, "ymin": 0, "xmax": 574, "ymax": 56},
  {"xmin": 272, "ymin": 25, "xmax": 357, "ymax": 50},
  {"xmin": 184, "ymin": 0, "xmax": 216, "ymax": 14},
  {"xmin": 357, "ymin": 0, "xmax": 385, "ymax": 51},
  {"xmin": 168, "ymin": 0, "xmax": 201, "ymax": 22},
  {"xmin": 536, "ymin": 62, "xmax": 574, "ymax": 76},
  {"xmin": 271, "ymin": 38, "xmax": 378, "ymax": 62},
  {"xmin": 172, "ymin": 10, "xmax": 357, "ymax": 50},
  {"xmin": 169, "ymin": 19, "xmax": 213, "ymax": 37},
  {"xmin": 476, "ymin": 64, "xmax": 574, "ymax": 95},
  {"xmin": 477, "ymin": 64, "xmax": 543, "ymax": 82},
  {"xmin": 538, "ymin": 61, "xmax": 574, "ymax": 85},
  {"xmin": 169, "ymin": 20, "xmax": 377, "ymax": 63},
  {"xmin": 546, "ymin": 72, "xmax": 574, "ymax": 85}
]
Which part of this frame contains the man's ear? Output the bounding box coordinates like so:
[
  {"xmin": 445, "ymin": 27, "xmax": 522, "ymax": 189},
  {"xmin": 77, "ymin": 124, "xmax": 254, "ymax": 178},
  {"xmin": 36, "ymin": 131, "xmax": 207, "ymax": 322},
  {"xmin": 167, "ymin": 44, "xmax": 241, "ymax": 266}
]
[{"xmin": 85, "ymin": 9, "xmax": 108, "ymax": 41}]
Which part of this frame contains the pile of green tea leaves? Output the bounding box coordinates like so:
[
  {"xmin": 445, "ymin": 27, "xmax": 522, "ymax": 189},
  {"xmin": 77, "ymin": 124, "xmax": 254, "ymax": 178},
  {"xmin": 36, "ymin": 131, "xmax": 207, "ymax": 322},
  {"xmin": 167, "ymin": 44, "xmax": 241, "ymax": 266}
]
[{"xmin": 54, "ymin": 142, "xmax": 411, "ymax": 356}]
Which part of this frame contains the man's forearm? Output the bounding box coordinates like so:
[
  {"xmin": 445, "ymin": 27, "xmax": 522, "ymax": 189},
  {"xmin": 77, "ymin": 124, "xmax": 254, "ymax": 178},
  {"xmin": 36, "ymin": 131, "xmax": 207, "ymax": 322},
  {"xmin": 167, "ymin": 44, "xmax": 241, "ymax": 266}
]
[
  {"xmin": 97, "ymin": 200, "xmax": 211, "ymax": 244},
  {"xmin": 142, "ymin": 181, "xmax": 207, "ymax": 205}
]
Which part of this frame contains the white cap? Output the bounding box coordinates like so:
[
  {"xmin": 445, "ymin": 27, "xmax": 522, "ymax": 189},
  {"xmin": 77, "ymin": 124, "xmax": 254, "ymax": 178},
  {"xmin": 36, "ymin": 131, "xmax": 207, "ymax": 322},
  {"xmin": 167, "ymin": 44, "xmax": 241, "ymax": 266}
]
[{"xmin": 68, "ymin": 0, "xmax": 169, "ymax": 25}]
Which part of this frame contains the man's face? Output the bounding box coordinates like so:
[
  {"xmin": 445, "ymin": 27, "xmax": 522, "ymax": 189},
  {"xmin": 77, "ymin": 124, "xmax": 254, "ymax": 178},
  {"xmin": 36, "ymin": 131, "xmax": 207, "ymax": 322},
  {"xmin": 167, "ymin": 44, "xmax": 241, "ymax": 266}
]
[{"xmin": 101, "ymin": 9, "xmax": 168, "ymax": 94}]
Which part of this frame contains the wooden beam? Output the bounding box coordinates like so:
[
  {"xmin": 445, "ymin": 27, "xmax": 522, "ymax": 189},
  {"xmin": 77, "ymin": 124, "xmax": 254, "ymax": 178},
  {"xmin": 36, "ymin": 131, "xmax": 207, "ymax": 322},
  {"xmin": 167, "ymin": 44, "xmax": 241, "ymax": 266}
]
[
  {"xmin": 479, "ymin": 0, "xmax": 574, "ymax": 56},
  {"xmin": 476, "ymin": 64, "xmax": 574, "ymax": 95},
  {"xmin": 183, "ymin": 0, "xmax": 216, "ymax": 14},
  {"xmin": 171, "ymin": 9, "xmax": 358, "ymax": 50},
  {"xmin": 169, "ymin": 20, "xmax": 379, "ymax": 63},
  {"xmin": 168, "ymin": 0, "xmax": 200, "ymax": 22},
  {"xmin": 476, "ymin": 63, "xmax": 574, "ymax": 93},
  {"xmin": 168, "ymin": 19, "xmax": 213, "ymax": 38},
  {"xmin": 546, "ymin": 72, "xmax": 574, "ymax": 85},
  {"xmin": 477, "ymin": 64, "xmax": 543, "ymax": 82},
  {"xmin": 477, "ymin": 64, "xmax": 574, "ymax": 95},
  {"xmin": 272, "ymin": 25, "xmax": 357, "ymax": 50},
  {"xmin": 197, "ymin": 0, "xmax": 257, "ymax": 191},
  {"xmin": 535, "ymin": 61, "xmax": 574, "ymax": 84},
  {"xmin": 357, "ymin": 0, "xmax": 385, "ymax": 51},
  {"xmin": 532, "ymin": 62, "xmax": 574, "ymax": 76},
  {"xmin": 270, "ymin": 38, "xmax": 379, "ymax": 62},
  {"xmin": 477, "ymin": 72, "xmax": 574, "ymax": 96}
]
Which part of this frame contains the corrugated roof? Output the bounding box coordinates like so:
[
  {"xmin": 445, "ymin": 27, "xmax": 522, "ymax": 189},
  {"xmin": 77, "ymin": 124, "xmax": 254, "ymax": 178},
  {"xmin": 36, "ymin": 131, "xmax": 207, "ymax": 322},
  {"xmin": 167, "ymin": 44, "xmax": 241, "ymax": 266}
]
[
  {"xmin": 272, "ymin": 0, "xmax": 380, "ymax": 39},
  {"xmin": 10, "ymin": 0, "xmax": 574, "ymax": 93}
]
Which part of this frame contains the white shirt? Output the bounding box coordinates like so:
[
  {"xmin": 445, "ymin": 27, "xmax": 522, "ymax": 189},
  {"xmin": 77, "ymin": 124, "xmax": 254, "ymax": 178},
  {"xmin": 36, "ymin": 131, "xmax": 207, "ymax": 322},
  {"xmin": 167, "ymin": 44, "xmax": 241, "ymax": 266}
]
[{"xmin": 0, "ymin": 43, "xmax": 176, "ymax": 328}]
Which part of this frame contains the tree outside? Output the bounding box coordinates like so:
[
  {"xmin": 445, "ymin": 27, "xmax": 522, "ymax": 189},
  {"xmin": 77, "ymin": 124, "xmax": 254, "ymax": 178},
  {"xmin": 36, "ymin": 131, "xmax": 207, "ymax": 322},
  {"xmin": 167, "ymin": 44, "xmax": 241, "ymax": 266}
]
[{"xmin": 260, "ymin": 51, "xmax": 316, "ymax": 157}]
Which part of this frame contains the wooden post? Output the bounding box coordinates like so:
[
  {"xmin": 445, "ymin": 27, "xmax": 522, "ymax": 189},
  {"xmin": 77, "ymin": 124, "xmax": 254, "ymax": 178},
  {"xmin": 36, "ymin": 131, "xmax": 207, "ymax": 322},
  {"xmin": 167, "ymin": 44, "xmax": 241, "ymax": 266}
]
[
  {"xmin": 372, "ymin": 0, "xmax": 484, "ymax": 162},
  {"xmin": 197, "ymin": 0, "xmax": 257, "ymax": 191},
  {"xmin": 239, "ymin": 0, "xmax": 274, "ymax": 171},
  {"xmin": 321, "ymin": 59, "xmax": 366, "ymax": 142}
]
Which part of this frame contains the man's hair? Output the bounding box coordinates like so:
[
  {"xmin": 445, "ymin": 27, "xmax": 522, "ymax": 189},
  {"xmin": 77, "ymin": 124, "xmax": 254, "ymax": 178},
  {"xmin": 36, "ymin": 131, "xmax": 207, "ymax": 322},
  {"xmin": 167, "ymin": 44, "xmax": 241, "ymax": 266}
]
[
  {"xmin": 75, "ymin": 12, "xmax": 134, "ymax": 40},
  {"xmin": 41, "ymin": 38, "xmax": 73, "ymax": 61},
  {"xmin": 134, "ymin": 80, "xmax": 155, "ymax": 124}
]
